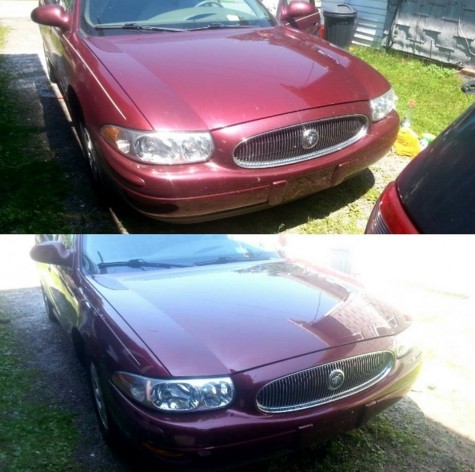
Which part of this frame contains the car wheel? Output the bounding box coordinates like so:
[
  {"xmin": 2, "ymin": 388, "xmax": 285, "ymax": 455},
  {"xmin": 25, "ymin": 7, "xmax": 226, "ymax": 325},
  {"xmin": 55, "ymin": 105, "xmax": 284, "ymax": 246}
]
[
  {"xmin": 78, "ymin": 121, "xmax": 121, "ymax": 206},
  {"xmin": 41, "ymin": 288, "xmax": 57, "ymax": 322},
  {"xmin": 88, "ymin": 361, "xmax": 119, "ymax": 445},
  {"xmin": 79, "ymin": 122, "xmax": 103, "ymax": 185}
]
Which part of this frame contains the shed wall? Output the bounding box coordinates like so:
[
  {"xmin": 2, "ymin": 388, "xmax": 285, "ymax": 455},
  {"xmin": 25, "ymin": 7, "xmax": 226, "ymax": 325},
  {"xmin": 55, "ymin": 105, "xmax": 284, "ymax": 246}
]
[{"xmin": 384, "ymin": 0, "xmax": 475, "ymax": 68}]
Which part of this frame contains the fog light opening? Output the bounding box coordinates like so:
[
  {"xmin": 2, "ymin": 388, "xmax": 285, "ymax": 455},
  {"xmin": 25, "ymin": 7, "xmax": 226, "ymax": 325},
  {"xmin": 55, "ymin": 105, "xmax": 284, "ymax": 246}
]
[{"xmin": 142, "ymin": 442, "xmax": 186, "ymax": 458}]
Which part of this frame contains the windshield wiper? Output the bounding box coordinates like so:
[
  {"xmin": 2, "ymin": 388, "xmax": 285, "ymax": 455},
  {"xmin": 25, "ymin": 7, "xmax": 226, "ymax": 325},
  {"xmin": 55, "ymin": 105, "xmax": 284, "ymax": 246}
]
[
  {"xmin": 94, "ymin": 22, "xmax": 250, "ymax": 32},
  {"xmin": 97, "ymin": 259, "xmax": 189, "ymax": 271},
  {"xmin": 194, "ymin": 255, "xmax": 277, "ymax": 266},
  {"xmin": 95, "ymin": 23, "xmax": 185, "ymax": 32},
  {"xmin": 187, "ymin": 23, "xmax": 251, "ymax": 31}
]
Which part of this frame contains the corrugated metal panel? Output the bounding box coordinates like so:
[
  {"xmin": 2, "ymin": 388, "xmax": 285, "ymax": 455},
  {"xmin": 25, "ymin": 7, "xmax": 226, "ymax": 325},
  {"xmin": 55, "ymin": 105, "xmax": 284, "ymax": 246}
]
[
  {"xmin": 322, "ymin": 0, "xmax": 389, "ymax": 46},
  {"xmin": 384, "ymin": 0, "xmax": 475, "ymax": 67}
]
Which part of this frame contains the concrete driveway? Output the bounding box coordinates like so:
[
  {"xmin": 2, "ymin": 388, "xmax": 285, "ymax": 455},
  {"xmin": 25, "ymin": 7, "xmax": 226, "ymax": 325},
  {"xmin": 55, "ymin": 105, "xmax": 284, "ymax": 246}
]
[{"xmin": 0, "ymin": 1, "xmax": 36, "ymax": 18}]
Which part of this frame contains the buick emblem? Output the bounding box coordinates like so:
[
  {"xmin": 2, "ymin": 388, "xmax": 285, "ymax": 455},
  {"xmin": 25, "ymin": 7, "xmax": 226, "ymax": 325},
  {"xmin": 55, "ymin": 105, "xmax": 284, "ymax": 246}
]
[
  {"xmin": 328, "ymin": 369, "xmax": 345, "ymax": 390},
  {"xmin": 302, "ymin": 129, "xmax": 319, "ymax": 150}
]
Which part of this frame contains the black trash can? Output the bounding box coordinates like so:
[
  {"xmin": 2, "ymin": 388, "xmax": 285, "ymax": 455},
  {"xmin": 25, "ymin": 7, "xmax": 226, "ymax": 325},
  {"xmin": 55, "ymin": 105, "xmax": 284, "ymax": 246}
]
[{"xmin": 323, "ymin": 4, "xmax": 357, "ymax": 48}]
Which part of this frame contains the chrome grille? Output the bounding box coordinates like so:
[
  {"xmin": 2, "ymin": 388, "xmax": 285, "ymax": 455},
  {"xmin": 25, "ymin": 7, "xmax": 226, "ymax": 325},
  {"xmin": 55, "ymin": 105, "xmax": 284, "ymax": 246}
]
[
  {"xmin": 234, "ymin": 115, "xmax": 368, "ymax": 169},
  {"xmin": 256, "ymin": 351, "xmax": 395, "ymax": 414},
  {"xmin": 366, "ymin": 205, "xmax": 390, "ymax": 234}
]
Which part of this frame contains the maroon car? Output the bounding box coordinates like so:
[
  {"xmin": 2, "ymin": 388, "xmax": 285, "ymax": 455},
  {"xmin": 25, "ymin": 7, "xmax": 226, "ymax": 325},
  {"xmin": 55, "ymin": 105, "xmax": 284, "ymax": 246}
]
[
  {"xmin": 31, "ymin": 0, "xmax": 398, "ymax": 222},
  {"xmin": 31, "ymin": 235, "xmax": 422, "ymax": 469},
  {"xmin": 366, "ymin": 103, "xmax": 475, "ymax": 234}
]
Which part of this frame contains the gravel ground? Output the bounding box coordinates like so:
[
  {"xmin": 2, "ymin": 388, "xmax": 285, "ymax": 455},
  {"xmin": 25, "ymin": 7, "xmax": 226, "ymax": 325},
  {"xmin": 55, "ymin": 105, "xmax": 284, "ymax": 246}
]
[{"xmin": 0, "ymin": 288, "xmax": 123, "ymax": 471}]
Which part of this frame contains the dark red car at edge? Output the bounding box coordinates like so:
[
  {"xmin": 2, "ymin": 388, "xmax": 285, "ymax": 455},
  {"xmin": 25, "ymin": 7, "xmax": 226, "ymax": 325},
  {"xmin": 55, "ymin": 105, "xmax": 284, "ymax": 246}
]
[
  {"xmin": 366, "ymin": 103, "xmax": 475, "ymax": 234},
  {"xmin": 31, "ymin": 0, "xmax": 398, "ymax": 223},
  {"xmin": 31, "ymin": 235, "xmax": 422, "ymax": 469}
]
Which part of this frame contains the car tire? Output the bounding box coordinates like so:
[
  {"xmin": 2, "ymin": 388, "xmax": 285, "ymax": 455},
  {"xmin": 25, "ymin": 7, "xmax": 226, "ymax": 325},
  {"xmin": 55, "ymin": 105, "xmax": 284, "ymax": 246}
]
[
  {"xmin": 78, "ymin": 121, "xmax": 104, "ymax": 186},
  {"xmin": 88, "ymin": 360, "xmax": 120, "ymax": 446},
  {"xmin": 77, "ymin": 120, "xmax": 122, "ymax": 208},
  {"xmin": 41, "ymin": 288, "xmax": 57, "ymax": 322}
]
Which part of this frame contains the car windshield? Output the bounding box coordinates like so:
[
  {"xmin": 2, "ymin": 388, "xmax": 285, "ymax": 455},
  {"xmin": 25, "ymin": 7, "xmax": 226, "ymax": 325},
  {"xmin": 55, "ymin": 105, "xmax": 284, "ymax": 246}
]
[
  {"xmin": 80, "ymin": 0, "xmax": 276, "ymax": 35},
  {"xmin": 82, "ymin": 235, "xmax": 282, "ymax": 274}
]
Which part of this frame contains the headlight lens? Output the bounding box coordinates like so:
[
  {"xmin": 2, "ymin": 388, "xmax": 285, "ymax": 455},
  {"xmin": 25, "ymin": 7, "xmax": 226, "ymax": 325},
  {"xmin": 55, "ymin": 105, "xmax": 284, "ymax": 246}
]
[
  {"xmin": 370, "ymin": 88, "xmax": 396, "ymax": 122},
  {"xmin": 395, "ymin": 325, "xmax": 418, "ymax": 358},
  {"xmin": 101, "ymin": 125, "xmax": 214, "ymax": 165},
  {"xmin": 112, "ymin": 372, "xmax": 234, "ymax": 412}
]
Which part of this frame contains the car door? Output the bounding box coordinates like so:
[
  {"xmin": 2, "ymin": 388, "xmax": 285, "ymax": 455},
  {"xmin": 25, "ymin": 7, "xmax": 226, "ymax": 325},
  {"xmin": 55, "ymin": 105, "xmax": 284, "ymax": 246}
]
[
  {"xmin": 276, "ymin": 0, "xmax": 321, "ymax": 36},
  {"xmin": 45, "ymin": 235, "xmax": 81, "ymax": 332},
  {"xmin": 41, "ymin": 0, "xmax": 76, "ymax": 93}
]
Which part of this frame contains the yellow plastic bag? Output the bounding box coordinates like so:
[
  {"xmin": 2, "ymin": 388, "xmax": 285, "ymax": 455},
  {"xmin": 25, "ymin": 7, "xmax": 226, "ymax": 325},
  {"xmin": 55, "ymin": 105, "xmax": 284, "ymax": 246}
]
[{"xmin": 394, "ymin": 127, "xmax": 421, "ymax": 158}]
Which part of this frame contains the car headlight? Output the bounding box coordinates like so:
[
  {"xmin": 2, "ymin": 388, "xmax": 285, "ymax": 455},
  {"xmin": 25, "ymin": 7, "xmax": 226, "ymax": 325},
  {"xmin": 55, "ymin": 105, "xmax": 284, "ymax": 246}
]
[
  {"xmin": 112, "ymin": 372, "xmax": 234, "ymax": 412},
  {"xmin": 395, "ymin": 325, "xmax": 418, "ymax": 358},
  {"xmin": 101, "ymin": 125, "xmax": 214, "ymax": 165},
  {"xmin": 370, "ymin": 88, "xmax": 396, "ymax": 122}
]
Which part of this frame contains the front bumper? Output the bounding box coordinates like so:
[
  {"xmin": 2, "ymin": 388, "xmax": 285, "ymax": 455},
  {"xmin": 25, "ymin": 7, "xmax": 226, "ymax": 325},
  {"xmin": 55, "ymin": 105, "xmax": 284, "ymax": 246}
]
[
  {"xmin": 104, "ymin": 344, "xmax": 421, "ymax": 469},
  {"xmin": 93, "ymin": 107, "xmax": 399, "ymax": 222}
]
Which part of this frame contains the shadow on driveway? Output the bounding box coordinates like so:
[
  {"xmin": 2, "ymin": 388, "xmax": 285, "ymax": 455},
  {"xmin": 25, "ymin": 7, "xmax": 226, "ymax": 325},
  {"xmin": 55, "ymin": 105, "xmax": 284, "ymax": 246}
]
[{"xmin": 0, "ymin": 52, "xmax": 116, "ymax": 232}]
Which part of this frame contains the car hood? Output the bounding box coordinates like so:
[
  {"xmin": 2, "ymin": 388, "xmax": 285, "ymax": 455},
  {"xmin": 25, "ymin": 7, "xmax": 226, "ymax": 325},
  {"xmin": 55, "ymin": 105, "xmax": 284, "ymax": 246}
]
[
  {"xmin": 89, "ymin": 261, "xmax": 409, "ymax": 377},
  {"xmin": 85, "ymin": 27, "xmax": 384, "ymax": 130}
]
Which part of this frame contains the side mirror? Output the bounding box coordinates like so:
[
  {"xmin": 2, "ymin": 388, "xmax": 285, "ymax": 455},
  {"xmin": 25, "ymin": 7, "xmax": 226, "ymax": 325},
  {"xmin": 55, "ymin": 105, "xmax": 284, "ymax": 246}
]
[
  {"xmin": 31, "ymin": 5, "xmax": 71, "ymax": 30},
  {"xmin": 30, "ymin": 242, "xmax": 73, "ymax": 267},
  {"xmin": 280, "ymin": 1, "xmax": 317, "ymax": 21}
]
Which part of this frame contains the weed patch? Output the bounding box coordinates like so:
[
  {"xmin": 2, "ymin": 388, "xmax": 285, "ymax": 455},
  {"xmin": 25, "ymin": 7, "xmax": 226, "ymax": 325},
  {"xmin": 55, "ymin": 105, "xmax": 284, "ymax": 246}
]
[{"xmin": 0, "ymin": 25, "xmax": 9, "ymax": 48}]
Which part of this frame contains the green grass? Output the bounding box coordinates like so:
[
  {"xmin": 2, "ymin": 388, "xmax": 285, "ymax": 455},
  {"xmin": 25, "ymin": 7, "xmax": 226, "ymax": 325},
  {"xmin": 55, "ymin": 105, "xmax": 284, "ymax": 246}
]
[
  {"xmin": 0, "ymin": 307, "xmax": 78, "ymax": 471},
  {"xmin": 299, "ymin": 200, "xmax": 365, "ymax": 234},
  {"xmin": 351, "ymin": 46, "xmax": 474, "ymax": 136}
]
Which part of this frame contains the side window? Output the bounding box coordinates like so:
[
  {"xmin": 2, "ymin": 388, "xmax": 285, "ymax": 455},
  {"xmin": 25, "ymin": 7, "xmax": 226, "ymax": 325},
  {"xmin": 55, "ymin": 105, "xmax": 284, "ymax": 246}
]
[
  {"xmin": 262, "ymin": 0, "xmax": 279, "ymax": 15},
  {"xmin": 55, "ymin": 235, "xmax": 76, "ymax": 278},
  {"xmin": 57, "ymin": 234, "xmax": 75, "ymax": 250},
  {"xmin": 59, "ymin": 0, "xmax": 74, "ymax": 12},
  {"xmin": 35, "ymin": 234, "xmax": 74, "ymax": 246}
]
